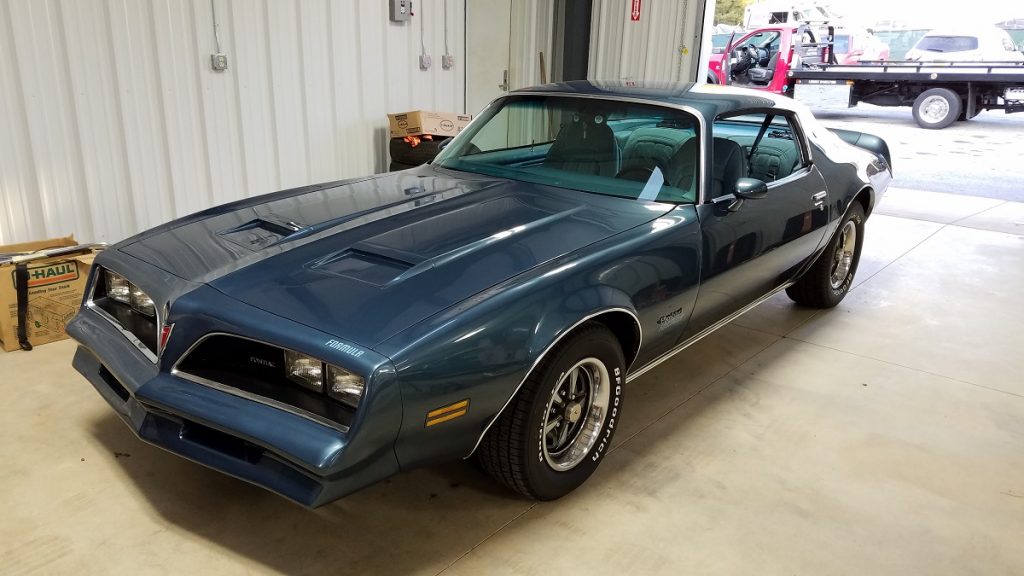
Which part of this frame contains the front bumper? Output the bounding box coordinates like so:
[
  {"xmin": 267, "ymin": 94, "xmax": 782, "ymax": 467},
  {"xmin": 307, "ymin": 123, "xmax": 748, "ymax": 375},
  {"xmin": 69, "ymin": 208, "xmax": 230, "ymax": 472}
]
[{"xmin": 68, "ymin": 306, "xmax": 401, "ymax": 508}]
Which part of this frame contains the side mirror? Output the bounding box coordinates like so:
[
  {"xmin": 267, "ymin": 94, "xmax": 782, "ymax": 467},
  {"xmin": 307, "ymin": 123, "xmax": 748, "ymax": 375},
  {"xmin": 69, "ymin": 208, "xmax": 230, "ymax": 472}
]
[{"xmin": 733, "ymin": 177, "xmax": 768, "ymax": 200}]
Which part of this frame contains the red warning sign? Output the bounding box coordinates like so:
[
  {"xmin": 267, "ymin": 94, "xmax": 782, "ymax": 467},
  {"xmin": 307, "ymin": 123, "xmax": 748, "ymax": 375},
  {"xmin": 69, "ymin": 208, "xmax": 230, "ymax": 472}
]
[{"xmin": 630, "ymin": 0, "xmax": 641, "ymax": 21}]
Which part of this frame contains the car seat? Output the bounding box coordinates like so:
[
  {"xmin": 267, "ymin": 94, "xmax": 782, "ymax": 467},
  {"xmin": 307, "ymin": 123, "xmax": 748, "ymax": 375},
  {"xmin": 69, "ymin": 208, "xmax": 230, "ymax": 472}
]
[
  {"xmin": 712, "ymin": 137, "xmax": 747, "ymax": 198},
  {"xmin": 544, "ymin": 114, "xmax": 620, "ymax": 177},
  {"xmin": 616, "ymin": 127, "xmax": 684, "ymax": 182},
  {"xmin": 747, "ymin": 52, "xmax": 779, "ymax": 85},
  {"xmin": 745, "ymin": 140, "xmax": 801, "ymax": 182}
]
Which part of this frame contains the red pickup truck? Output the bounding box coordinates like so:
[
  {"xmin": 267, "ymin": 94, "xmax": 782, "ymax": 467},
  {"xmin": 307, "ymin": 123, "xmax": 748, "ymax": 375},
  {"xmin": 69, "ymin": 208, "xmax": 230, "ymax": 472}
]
[{"xmin": 708, "ymin": 25, "xmax": 825, "ymax": 94}]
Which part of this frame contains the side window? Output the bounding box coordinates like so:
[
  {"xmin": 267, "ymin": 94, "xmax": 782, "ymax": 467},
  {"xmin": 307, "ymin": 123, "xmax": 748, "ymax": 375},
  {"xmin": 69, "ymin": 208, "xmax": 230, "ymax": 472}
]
[{"xmin": 711, "ymin": 112, "xmax": 807, "ymax": 197}]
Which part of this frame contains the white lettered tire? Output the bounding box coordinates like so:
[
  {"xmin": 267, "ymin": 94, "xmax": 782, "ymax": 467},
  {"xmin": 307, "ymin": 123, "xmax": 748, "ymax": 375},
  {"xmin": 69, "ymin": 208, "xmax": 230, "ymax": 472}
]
[{"xmin": 477, "ymin": 323, "xmax": 625, "ymax": 500}]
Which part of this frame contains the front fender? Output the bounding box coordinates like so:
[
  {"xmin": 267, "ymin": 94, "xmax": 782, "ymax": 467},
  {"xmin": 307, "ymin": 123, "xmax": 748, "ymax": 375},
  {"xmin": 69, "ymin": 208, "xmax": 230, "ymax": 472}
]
[{"xmin": 380, "ymin": 278, "xmax": 640, "ymax": 470}]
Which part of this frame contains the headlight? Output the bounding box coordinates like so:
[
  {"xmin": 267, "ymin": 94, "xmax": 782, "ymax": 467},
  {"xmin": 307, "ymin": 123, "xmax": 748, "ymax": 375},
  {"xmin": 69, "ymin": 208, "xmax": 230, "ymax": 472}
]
[
  {"xmin": 103, "ymin": 269, "xmax": 155, "ymax": 316},
  {"xmin": 283, "ymin": 350, "xmax": 365, "ymax": 408},
  {"xmin": 104, "ymin": 271, "xmax": 130, "ymax": 303},
  {"xmin": 284, "ymin": 350, "xmax": 324, "ymax": 393},
  {"xmin": 129, "ymin": 284, "xmax": 155, "ymax": 317},
  {"xmin": 327, "ymin": 365, "xmax": 365, "ymax": 408}
]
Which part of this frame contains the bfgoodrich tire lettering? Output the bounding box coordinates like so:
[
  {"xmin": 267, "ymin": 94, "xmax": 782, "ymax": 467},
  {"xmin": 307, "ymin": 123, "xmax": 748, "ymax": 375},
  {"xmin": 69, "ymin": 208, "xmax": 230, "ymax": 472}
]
[
  {"xmin": 786, "ymin": 201, "xmax": 865, "ymax": 308},
  {"xmin": 477, "ymin": 323, "xmax": 625, "ymax": 500}
]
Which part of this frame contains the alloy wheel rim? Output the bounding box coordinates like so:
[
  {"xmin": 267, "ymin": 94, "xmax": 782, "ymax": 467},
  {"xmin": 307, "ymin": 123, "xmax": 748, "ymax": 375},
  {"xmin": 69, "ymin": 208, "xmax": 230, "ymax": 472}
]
[
  {"xmin": 541, "ymin": 358, "xmax": 611, "ymax": 471},
  {"xmin": 920, "ymin": 95, "xmax": 950, "ymax": 124},
  {"xmin": 830, "ymin": 220, "xmax": 857, "ymax": 289}
]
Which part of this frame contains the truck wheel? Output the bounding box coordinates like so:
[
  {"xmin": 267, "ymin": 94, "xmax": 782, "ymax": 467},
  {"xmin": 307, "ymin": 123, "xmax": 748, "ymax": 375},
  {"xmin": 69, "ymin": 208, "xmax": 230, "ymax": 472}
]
[
  {"xmin": 912, "ymin": 88, "xmax": 961, "ymax": 129},
  {"xmin": 706, "ymin": 71, "xmax": 719, "ymax": 84},
  {"xmin": 477, "ymin": 323, "xmax": 625, "ymax": 500},
  {"xmin": 786, "ymin": 202, "xmax": 865, "ymax": 308}
]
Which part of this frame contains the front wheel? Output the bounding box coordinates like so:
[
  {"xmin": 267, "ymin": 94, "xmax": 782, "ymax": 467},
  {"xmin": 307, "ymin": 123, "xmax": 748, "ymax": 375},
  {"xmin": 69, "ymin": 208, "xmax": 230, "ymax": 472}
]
[
  {"xmin": 912, "ymin": 88, "xmax": 961, "ymax": 129},
  {"xmin": 477, "ymin": 323, "xmax": 625, "ymax": 500},
  {"xmin": 787, "ymin": 202, "xmax": 865, "ymax": 308}
]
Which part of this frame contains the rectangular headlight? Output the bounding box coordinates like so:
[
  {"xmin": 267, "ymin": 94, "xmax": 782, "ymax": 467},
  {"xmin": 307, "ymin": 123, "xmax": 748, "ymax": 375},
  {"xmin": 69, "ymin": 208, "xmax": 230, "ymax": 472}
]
[
  {"xmin": 284, "ymin": 350, "xmax": 324, "ymax": 393},
  {"xmin": 129, "ymin": 283, "xmax": 155, "ymax": 317},
  {"xmin": 327, "ymin": 365, "xmax": 364, "ymax": 409},
  {"xmin": 104, "ymin": 270, "xmax": 130, "ymax": 303}
]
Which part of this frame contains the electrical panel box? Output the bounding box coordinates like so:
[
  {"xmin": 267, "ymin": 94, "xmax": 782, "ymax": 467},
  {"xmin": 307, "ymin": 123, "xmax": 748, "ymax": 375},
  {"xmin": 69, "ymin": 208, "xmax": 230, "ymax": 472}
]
[
  {"xmin": 210, "ymin": 53, "xmax": 228, "ymax": 72},
  {"xmin": 389, "ymin": 0, "xmax": 412, "ymax": 22}
]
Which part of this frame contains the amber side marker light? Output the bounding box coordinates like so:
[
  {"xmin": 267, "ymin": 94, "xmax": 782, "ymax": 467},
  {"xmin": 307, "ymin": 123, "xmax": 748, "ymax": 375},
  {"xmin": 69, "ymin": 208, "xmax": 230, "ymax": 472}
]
[{"xmin": 425, "ymin": 399, "xmax": 470, "ymax": 427}]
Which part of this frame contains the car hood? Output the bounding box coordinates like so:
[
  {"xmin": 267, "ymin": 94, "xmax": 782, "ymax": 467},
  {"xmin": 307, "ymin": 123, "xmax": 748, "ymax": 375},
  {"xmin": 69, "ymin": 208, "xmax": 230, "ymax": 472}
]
[{"xmin": 121, "ymin": 167, "xmax": 670, "ymax": 347}]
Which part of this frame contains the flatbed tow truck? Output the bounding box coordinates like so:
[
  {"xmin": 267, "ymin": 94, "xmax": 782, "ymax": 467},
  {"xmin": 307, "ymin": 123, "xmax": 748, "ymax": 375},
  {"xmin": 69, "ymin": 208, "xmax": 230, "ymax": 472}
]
[
  {"xmin": 788, "ymin": 60, "xmax": 1024, "ymax": 129},
  {"xmin": 716, "ymin": 20, "xmax": 1024, "ymax": 128}
]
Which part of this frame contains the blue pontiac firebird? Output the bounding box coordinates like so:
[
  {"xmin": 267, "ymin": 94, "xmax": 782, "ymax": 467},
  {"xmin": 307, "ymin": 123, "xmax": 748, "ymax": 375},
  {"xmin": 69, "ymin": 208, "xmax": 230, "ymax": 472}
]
[{"xmin": 69, "ymin": 81, "xmax": 891, "ymax": 507}]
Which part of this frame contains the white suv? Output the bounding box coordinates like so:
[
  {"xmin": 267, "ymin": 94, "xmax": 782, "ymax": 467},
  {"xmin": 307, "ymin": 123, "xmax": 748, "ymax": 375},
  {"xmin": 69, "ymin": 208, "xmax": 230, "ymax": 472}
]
[{"xmin": 905, "ymin": 27, "xmax": 1024, "ymax": 62}]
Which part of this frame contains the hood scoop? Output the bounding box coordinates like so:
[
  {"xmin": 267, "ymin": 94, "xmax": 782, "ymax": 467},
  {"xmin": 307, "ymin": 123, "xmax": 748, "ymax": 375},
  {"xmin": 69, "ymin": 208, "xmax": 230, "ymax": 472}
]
[
  {"xmin": 307, "ymin": 195, "xmax": 586, "ymax": 288},
  {"xmin": 219, "ymin": 217, "xmax": 305, "ymax": 251},
  {"xmin": 310, "ymin": 243, "xmax": 421, "ymax": 287}
]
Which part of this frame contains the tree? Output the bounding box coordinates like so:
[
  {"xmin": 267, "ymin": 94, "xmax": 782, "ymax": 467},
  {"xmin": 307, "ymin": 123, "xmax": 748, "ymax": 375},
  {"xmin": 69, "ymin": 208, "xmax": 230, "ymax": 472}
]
[{"xmin": 715, "ymin": 0, "xmax": 752, "ymax": 26}]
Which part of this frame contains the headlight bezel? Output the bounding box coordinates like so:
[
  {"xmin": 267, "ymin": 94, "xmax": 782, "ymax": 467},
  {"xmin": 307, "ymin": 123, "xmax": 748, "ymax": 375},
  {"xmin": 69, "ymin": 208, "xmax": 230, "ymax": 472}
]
[{"xmin": 89, "ymin": 267, "xmax": 165, "ymax": 362}]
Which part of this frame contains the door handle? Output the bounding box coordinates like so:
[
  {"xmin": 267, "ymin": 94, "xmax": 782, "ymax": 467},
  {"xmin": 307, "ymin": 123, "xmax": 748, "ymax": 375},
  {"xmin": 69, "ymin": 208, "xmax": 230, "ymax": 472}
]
[{"xmin": 812, "ymin": 190, "xmax": 827, "ymax": 211}]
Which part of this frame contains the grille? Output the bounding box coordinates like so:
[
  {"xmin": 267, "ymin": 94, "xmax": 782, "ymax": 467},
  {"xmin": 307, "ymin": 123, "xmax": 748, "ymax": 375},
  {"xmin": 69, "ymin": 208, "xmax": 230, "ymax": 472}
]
[{"xmin": 175, "ymin": 335, "xmax": 355, "ymax": 430}]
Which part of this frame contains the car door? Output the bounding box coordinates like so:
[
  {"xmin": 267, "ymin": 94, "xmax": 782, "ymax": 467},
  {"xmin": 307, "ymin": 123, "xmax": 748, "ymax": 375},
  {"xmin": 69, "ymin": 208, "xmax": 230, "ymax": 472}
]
[{"xmin": 684, "ymin": 110, "xmax": 829, "ymax": 336}]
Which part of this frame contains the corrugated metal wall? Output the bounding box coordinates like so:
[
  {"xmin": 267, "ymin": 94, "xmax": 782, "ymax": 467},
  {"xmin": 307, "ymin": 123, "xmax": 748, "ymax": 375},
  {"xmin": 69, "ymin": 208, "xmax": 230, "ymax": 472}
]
[
  {"xmin": 510, "ymin": 0, "xmax": 555, "ymax": 88},
  {"xmin": 588, "ymin": 0, "xmax": 702, "ymax": 83},
  {"xmin": 0, "ymin": 0, "xmax": 466, "ymax": 245}
]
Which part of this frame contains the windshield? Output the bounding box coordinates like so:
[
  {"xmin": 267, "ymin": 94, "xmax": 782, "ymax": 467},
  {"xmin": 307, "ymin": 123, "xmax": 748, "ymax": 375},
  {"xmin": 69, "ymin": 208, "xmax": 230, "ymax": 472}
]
[
  {"xmin": 916, "ymin": 35, "xmax": 979, "ymax": 52},
  {"xmin": 434, "ymin": 95, "xmax": 701, "ymax": 204},
  {"xmin": 832, "ymin": 35, "xmax": 851, "ymax": 54}
]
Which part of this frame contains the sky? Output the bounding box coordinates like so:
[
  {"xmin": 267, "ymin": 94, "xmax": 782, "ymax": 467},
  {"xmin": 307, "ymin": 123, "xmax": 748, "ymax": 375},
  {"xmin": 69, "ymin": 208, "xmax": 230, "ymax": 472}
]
[{"xmin": 752, "ymin": 0, "xmax": 1022, "ymax": 29}]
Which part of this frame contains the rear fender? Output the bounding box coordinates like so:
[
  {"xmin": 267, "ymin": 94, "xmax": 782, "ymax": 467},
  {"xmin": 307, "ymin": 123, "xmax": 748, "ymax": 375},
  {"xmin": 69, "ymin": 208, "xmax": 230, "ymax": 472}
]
[{"xmin": 827, "ymin": 128, "xmax": 893, "ymax": 170}]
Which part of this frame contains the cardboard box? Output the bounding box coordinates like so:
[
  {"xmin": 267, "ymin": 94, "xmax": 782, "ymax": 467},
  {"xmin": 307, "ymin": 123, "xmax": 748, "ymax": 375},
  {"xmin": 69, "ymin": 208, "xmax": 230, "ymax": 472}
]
[
  {"xmin": 0, "ymin": 236, "xmax": 97, "ymax": 352},
  {"xmin": 387, "ymin": 110, "xmax": 473, "ymax": 138}
]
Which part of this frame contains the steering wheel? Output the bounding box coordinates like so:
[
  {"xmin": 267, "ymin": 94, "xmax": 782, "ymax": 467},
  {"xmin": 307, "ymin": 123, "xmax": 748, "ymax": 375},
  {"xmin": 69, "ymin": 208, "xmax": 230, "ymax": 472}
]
[{"xmin": 731, "ymin": 46, "xmax": 753, "ymax": 74}]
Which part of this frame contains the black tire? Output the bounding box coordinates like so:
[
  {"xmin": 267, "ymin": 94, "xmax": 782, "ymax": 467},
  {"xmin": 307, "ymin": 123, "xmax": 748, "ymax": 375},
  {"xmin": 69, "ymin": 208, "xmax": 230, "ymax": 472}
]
[
  {"xmin": 477, "ymin": 323, "xmax": 625, "ymax": 500},
  {"xmin": 389, "ymin": 136, "xmax": 449, "ymax": 165},
  {"xmin": 706, "ymin": 71, "xmax": 719, "ymax": 85},
  {"xmin": 787, "ymin": 201, "xmax": 865, "ymax": 308},
  {"xmin": 912, "ymin": 88, "xmax": 961, "ymax": 130}
]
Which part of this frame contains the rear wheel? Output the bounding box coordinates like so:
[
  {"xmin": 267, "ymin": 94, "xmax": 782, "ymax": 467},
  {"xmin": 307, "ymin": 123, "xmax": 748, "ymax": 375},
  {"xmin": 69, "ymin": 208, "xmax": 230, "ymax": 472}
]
[
  {"xmin": 912, "ymin": 88, "xmax": 961, "ymax": 129},
  {"xmin": 787, "ymin": 202, "xmax": 865, "ymax": 308},
  {"xmin": 477, "ymin": 323, "xmax": 625, "ymax": 500}
]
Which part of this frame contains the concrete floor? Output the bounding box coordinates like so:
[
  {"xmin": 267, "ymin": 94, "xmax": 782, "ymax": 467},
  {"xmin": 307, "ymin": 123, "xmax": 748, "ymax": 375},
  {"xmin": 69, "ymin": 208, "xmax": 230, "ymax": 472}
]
[{"xmin": 2, "ymin": 188, "xmax": 1022, "ymax": 575}]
